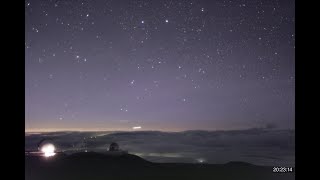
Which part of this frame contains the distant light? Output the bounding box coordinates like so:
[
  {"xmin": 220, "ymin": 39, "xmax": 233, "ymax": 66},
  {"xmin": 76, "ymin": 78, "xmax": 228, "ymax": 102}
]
[
  {"xmin": 197, "ymin": 158, "xmax": 205, "ymax": 163},
  {"xmin": 41, "ymin": 143, "xmax": 56, "ymax": 157},
  {"xmin": 165, "ymin": 19, "xmax": 168, "ymax": 23},
  {"xmin": 141, "ymin": 20, "xmax": 144, "ymax": 24},
  {"xmin": 132, "ymin": 126, "xmax": 141, "ymax": 130}
]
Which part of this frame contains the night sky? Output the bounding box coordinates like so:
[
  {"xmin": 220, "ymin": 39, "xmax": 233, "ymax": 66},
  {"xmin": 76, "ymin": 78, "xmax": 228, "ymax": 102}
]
[{"xmin": 25, "ymin": 0, "xmax": 295, "ymax": 132}]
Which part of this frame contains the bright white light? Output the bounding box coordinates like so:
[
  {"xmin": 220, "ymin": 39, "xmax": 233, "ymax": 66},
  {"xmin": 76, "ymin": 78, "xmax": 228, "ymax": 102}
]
[
  {"xmin": 132, "ymin": 126, "xmax": 141, "ymax": 130},
  {"xmin": 197, "ymin": 158, "xmax": 205, "ymax": 163},
  {"xmin": 41, "ymin": 143, "xmax": 56, "ymax": 157}
]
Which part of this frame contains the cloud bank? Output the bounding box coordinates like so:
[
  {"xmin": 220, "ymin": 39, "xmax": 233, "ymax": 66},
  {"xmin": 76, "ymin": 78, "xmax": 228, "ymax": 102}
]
[{"xmin": 25, "ymin": 128, "xmax": 294, "ymax": 166}]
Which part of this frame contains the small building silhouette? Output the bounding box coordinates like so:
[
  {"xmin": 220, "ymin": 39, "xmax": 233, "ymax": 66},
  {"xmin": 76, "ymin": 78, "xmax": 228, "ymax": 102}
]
[
  {"xmin": 109, "ymin": 142, "xmax": 120, "ymax": 151},
  {"xmin": 106, "ymin": 142, "xmax": 128, "ymax": 155}
]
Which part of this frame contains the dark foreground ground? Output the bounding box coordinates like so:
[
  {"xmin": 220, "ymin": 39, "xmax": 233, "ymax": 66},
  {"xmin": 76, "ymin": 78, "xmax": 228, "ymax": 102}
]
[{"xmin": 25, "ymin": 152, "xmax": 294, "ymax": 180}]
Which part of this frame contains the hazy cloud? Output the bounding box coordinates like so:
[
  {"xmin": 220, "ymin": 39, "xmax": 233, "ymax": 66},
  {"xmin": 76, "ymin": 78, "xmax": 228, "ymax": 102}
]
[{"xmin": 25, "ymin": 129, "xmax": 294, "ymax": 166}]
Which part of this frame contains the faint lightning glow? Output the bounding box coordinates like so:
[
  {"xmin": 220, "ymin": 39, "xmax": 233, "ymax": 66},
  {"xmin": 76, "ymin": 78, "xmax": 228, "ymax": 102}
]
[{"xmin": 41, "ymin": 143, "xmax": 56, "ymax": 157}]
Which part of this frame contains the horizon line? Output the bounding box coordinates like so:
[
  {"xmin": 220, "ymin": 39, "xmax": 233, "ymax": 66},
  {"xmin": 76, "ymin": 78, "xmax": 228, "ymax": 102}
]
[{"xmin": 25, "ymin": 127, "xmax": 294, "ymax": 133}]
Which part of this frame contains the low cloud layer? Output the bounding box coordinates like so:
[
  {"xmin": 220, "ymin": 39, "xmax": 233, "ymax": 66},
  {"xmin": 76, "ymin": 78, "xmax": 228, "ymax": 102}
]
[{"xmin": 25, "ymin": 128, "xmax": 295, "ymax": 166}]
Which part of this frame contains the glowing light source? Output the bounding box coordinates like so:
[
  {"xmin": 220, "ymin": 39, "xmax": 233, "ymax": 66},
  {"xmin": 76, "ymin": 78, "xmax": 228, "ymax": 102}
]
[
  {"xmin": 40, "ymin": 143, "xmax": 56, "ymax": 157},
  {"xmin": 197, "ymin": 158, "xmax": 206, "ymax": 163},
  {"xmin": 132, "ymin": 126, "xmax": 141, "ymax": 130}
]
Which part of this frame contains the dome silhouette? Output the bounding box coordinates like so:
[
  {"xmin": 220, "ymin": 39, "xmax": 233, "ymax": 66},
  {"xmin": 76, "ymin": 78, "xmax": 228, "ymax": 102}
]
[{"xmin": 109, "ymin": 142, "xmax": 119, "ymax": 151}]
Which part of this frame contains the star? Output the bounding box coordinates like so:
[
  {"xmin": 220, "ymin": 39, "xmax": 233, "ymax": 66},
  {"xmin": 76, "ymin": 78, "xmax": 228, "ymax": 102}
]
[{"xmin": 25, "ymin": 0, "xmax": 294, "ymax": 141}]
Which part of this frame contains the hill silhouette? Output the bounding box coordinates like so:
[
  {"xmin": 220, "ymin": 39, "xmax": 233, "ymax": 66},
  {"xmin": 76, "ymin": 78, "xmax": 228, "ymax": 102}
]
[{"xmin": 25, "ymin": 152, "xmax": 294, "ymax": 180}]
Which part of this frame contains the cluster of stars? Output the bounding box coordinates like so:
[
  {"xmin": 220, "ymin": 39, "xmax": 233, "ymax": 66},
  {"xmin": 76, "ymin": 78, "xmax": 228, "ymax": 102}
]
[{"xmin": 25, "ymin": 0, "xmax": 294, "ymax": 131}]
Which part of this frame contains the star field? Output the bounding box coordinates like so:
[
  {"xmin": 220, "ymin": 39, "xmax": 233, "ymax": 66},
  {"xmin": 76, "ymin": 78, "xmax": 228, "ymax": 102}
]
[{"xmin": 25, "ymin": 0, "xmax": 295, "ymax": 131}]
